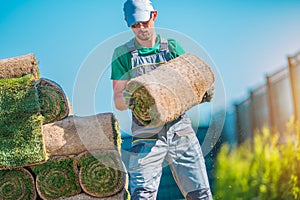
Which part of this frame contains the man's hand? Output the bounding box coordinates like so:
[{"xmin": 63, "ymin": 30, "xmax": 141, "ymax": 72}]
[
  {"xmin": 201, "ymin": 85, "xmax": 214, "ymax": 103},
  {"xmin": 122, "ymin": 90, "xmax": 135, "ymax": 109}
]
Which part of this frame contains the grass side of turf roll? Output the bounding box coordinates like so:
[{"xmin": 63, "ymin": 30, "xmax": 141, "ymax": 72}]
[{"xmin": 0, "ymin": 74, "xmax": 46, "ymax": 169}]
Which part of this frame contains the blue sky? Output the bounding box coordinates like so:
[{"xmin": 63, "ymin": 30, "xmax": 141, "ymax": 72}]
[{"xmin": 1, "ymin": 0, "xmax": 300, "ymax": 132}]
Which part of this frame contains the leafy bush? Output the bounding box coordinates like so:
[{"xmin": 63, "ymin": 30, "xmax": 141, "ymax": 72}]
[{"xmin": 214, "ymin": 119, "xmax": 300, "ymax": 200}]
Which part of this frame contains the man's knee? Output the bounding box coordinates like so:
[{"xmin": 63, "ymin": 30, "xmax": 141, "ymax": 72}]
[{"xmin": 186, "ymin": 188, "xmax": 212, "ymax": 200}]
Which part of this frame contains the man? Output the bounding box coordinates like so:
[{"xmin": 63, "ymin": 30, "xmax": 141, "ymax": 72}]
[{"xmin": 111, "ymin": 0, "xmax": 213, "ymax": 199}]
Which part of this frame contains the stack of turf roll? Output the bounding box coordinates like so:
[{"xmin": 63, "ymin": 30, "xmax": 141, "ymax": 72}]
[
  {"xmin": 0, "ymin": 54, "xmax": 45, "ymax": 200},
  {"xmin": 124, "ymin": 53, "xmax": 215, "ymax": 127},
  {"xmin": 41, "ymin": 113, "xmax": 126, "ymax": 200},
  {"xmin": 0, "ymin": 54, "xmax": 126, "ymax": 200}
]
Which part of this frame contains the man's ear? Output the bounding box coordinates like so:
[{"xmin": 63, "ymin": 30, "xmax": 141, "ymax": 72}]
[{"xmin": 152, "ymin": 11, "xmax": 158, "ymax": 21}]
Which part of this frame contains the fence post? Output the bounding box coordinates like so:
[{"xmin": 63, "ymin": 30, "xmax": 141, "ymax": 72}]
[
  {"xmin": 288, "ymin": 56, "xmax": 298, "ymax": 123},
  {"xmin": 266, "ymin": 76, "xmax": 275, "ymax": 134},
  {"xmin": 235, "ymin": 103, "xmax": 242, "ymax": 145},
  {"xmin": 250, "ymin": 91, "xmax": 256, "ymax": 136}
]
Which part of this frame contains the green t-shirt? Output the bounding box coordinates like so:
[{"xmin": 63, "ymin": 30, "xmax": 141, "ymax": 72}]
[{"xmin": 111, "ymin": 35, "xmax": 185, "ymax": 80}]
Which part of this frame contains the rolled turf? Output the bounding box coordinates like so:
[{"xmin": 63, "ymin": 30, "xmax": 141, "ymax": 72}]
[
  {"xmin": 43, "ymin": 113, "xmax": 122, "ymax": 156},
  {"xmin": 31, "ymin": 157, "xmax": 81, "ymax": 200},
  {"xmin": 0, "ymin": 53, "xmax": 39, "ymax": 79},
  {"xmin": 36, "ymin": 78, "xmax": 69, "ymax": 124},
  {"xmin": 0, "ymin": 168, "xmax": 37, "ymax": 200},
  {"xmin": 78, "ymin": 150, "xmax": 125, "ymax": 198},
  {"xmin": 125, "ymin": 53, "xmax": 215, "ymax": 127}
]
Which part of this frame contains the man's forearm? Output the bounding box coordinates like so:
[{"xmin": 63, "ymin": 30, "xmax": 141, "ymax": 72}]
[
  {"xmin": 114, "ymin": 93, "xmax": 128, "ymax": 111},
  {"xmin": 113, "ymin": 80, "xmax": 129, "ymax": 111}
]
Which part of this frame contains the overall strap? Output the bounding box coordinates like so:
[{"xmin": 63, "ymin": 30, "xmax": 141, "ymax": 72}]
[
  {"xmin": 126, "ymin": 37, "xmax": 170, "ymax": 68},
  {"xmin": 126, "ymin": 37, "xmax": 169, "ymax": 55},
  {"xmin": 159, "ymin": 37, "xmax": 169, "ymax": 52},
  {"xmin": 126, "ymin": 39, "xmax": 139, "ymax": 57},
  {"xmin": 126, "ymin": 39, "xmax": 139, "ymax": 68}
]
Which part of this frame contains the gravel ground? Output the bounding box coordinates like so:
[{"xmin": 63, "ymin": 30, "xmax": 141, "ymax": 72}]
[{"xmin": 58, "ymin": 190, "xmax": 125, "ymax": 200}]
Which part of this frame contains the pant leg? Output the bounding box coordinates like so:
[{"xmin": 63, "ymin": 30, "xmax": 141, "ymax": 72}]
[
  {"xmin": 128, "ymin": 139, "xmax": 168, "ymax": 200},
  {"xmin": 166, "ymin": 116, "xmax": 212, "ymax": 200}
]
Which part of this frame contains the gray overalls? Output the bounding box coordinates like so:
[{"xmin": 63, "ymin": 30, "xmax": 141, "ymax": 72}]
[{"xmin": 126, "ymin": 37, "xmax": 212, "ymax": 200}]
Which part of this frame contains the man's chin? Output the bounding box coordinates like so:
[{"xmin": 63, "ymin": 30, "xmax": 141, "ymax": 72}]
[{"xmin": 137, "ymin": 34, "xmax": 152, "ymax": 41}]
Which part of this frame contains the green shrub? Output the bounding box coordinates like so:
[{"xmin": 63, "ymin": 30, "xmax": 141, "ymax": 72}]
[{"xmin": 214, "ymin": 119, "xmax": 300, "ymax": 200}]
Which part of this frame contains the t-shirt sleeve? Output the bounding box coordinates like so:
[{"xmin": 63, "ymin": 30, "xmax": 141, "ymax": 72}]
[
  {"xmin": 110, "ymin": 46, "xmax": 131, "ymax": 80},
  {"xmin": 167, "ymin": 38, "xmax": 186, "ymax": 59}
]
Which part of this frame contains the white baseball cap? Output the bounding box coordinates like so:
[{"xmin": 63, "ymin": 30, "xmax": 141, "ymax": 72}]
[{"xmin": 123, "ymin": 0, "xmax": 155, "ymax": 27}]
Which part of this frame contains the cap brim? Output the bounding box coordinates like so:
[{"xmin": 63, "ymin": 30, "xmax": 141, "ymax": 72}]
[{"xmin": 126, "ymin": 11, "xmax": 151, "ymax": 27}]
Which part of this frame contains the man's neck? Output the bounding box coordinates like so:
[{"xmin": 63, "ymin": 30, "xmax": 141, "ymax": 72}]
[{"xmin": 136, "ymin": 33, "xmax": 158, "ymax": 48}]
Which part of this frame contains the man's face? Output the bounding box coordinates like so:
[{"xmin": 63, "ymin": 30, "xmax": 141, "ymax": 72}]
[{"xmin": 130, "ymin": 11, "xmax": 157, "ymax": 41}]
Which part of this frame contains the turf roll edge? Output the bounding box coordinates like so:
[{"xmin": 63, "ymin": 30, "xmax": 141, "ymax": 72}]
[
  {"xmin": 36, "ymin": 78, "xmax": 69, "ymax": 124},
  {"xmin": 77, "ymin": 150, "xmax": 125, "ymax": 198},
  {"xmin": 31, "ymin": 157, "xmax": 81, "ymax": 200},
  {"xmin": 0, "ymin": 168, "xmax": 37, "ymax": 200}
]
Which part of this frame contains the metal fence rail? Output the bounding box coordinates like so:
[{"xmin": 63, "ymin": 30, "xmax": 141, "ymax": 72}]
[
  {"xmin": 235, "ymin": 98, "xmax": 252, "ymax": 144},
  {"xmin": 251, "ymin": 84, "xmax": 270, "ymax": 132}
]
